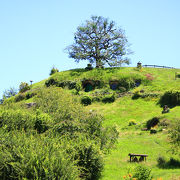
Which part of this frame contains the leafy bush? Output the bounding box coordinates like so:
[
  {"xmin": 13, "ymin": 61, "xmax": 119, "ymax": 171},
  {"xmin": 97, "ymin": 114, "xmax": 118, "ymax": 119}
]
[
  {"xmin": 34, "ymin": 110, "xmax": 52, "ymax": 133},
  {"xmin": 146, "ymin": 117, "xmax": 160, "ymax": 130},
  {"xmin": 81, "ymin": 96, "xmax": 92, "ymax": 106},
  {"xmin": 2, "ymin": 87, "xmax": 17, "ymax": 102},
  {"xmin": 128, "ymin": 119, "xmax": 137, "ymax": 126},
  {"xmin": 0, "ymin": 109, "xmax": 35, "ymax": 131},
  {"xmin": 19, "ymin": 82, "xmax": 30, "ymax": 93},
  {"xmin": 26, "ymin": 91, "xmax": 37, "ymax": 99},
  {"xmin": 157, "ymin": 156, "xmax": 166, "ymax": 167},
  {"xmin": 0, "ymin": 87, "xmax": 118, "ymax": 179},
  {"xmin": 102, "ymin": 94, "xmax": 115, "ymax": 103},
  {"xmin": 133, "ymin": 165, "xmax": 153, "ymax": 180},
  {"xmin": 169, "ymin": 118, "xmax": 180, "ymax": 155},
  {"xmin": 159, "ymin": 91, "xmax": 180, "ymax": 108},
  {"xmin": 49, "ymin": 66, "xmax": 59, "ymax": 75},
  {"xmin": 132, "ymin": 88, "xmax": 141, "ymax": 99},
  {"xmin": 14, "ymin": 93, "xmax": 26, "ymax": 102},
  {"xmin": 45, "ymin": 77, "xmax": 58, "ymax": 87},
  {"xmin": 0, "ymin": 131, "xmax": 79, "ymax": 180}
]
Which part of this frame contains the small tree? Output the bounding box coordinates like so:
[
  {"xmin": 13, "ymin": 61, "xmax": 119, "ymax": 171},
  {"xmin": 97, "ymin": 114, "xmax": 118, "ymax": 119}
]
[
  {"xmin": 19, "ymin": 82, "xmax": 30, "ymax": 93},
  {"xmin": 2, "ymin": 87, "xmax": 17, "ymax": 102},
  {"xmin": 66, "ymin": 16, "xmax": 131, "ymax": 68}
]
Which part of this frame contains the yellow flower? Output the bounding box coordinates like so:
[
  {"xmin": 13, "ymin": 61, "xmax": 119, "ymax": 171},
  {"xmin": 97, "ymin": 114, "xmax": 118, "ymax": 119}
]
[
  {"xmin": 123, "ymin": 175, "xmax": 126, "ymax": 179},
  {"xmin": 132, "ymin": 178, "xmax": 136, "ymax": 180},
  {"xmin": 128, "ymin": 173, "xmax": 132, "ymax": 177}
]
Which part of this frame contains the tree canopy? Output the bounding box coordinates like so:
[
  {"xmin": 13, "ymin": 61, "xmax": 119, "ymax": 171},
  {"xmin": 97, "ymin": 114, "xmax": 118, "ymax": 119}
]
[{"xmin": 66, "ymin": 16, "xmax": 131, "ymax": 68}]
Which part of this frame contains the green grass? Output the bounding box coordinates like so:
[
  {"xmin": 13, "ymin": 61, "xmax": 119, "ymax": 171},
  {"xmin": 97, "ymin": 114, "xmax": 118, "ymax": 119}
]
[{"xmin": 86, "ymin": 96, "xmax": 180, "ymax": 179}]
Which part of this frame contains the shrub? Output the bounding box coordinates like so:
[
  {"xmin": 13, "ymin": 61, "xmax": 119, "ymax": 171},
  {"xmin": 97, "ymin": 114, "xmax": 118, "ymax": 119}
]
[
  {"xmin": 133, "ymin": 165, "xmax": 153, "ymax": 180},
  {"xmin": 19, "ymin": 82, "xmax": 30, "ymax": 93},
  {"xmin": 159, "ymin": 91, "xmax": 180, "ymax": 108},
  {"xmin": 15, "ymin": 93, "xmax": 26, "ymax": 102},
  {"xmin": 34, "ymin": 110, "xmax": 52, "ymax": 133},
  {"xmin": 132, "ymin": 89, "xmax": 141, "ymax": 99},
  {"xmin": 0, "ymin": 131, "xmax": 79, "ymax": 180},
  {"xmin": 92, "ymin": 96, "xmax": 102, "ymax": 102},
  {"xmin": 45, "ymin": 77, "xmax": 58, "ymax": 87},
  {"xmin": 85, "ymin": 63, "xmax": 93, "ymax": 71},
  {"xmin": 157, "ymin": 156, "xmax": 166, "ymax": 167},
  {"xmin": 50, "ymin": 66, "xmax": 59, "ymax": 75},
  {"xmin": 0, "ymin": 109, "xmax": 35, "ymax": 131},
  {"xmin": 128, "ymin": 119, "xmax": 137, "ymax": 126},
  {"xmin": 118, "ymin": 78, "xmax": 135, "ymax": 90},
  {"xmin": 81, "ymin": 96, "xmax": 92, "ymax": 106},
  {"xmin": 146, "ymin": 117, "xmax": 160, "ymax": 130},
  {"xmin": 70, "ymin": 137, "xmax": 103, "ymax": 180},
  {"xmin": 102, "ymin": 94, "xmax": 115, "ymax": 103},
  {"xmin": 26, "ymin": 91, "xmax": 37, "ymax": 99}
]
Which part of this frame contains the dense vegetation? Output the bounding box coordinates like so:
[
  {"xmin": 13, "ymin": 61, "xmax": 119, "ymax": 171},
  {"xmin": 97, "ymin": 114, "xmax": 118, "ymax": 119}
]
[{"xmin": 1, "ymin": 66, "xmax": 180, "ymax": 179}]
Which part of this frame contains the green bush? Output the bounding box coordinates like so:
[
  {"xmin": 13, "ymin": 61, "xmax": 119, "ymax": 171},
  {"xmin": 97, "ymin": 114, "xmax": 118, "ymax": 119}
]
[
  {"xmin": 157, "ymin": 156, "xmax": 166, "ymax": 167},
  {"xmin": 50, "ymin": 66, "xmax": 59, "ymax": 75},
  {"xmin": 19, "ymin": 82, "xmax": 30, "ymax": 93},
  {"xmin": 0, "ymin": 131, "xmax": 79, "ymax": 180},
  {"xmin": 26, "ymin": 91, "xmax": 37, "ymax": 99},
  {"xmin": 133, "ymin": 165, "xmax": 153, "ymax": 180},
  {"xmin": 128, "ymin": 119, "xmax": 137, "ymax": 126},
  {"xmin": 146, "ymin": 117, "xmax": 160, "ymax": 130},
  {"xmin": 45, "ymin": 77, "xmax": 58, "ymax": 87},
  {"xmin": 81, "ymin": 96, "xmax": 92, "ymax": 106},
  {"xmin": 15, "ymin": 93, "xmax": 26, "ymax": 102},
  {"xmin": 0, "ymin": 109, "xmax": 35, "ymax": 131},
  {"xmin": 34, "ymin": 110, "xmax": 52, "ymax": 133},
  {"xmin": 102, "ymin": 94, "xmax": 115, "ymax": 103},
  {"xmin": 159, "ymin": 91, "xmax": 180, "ymax": 108}
]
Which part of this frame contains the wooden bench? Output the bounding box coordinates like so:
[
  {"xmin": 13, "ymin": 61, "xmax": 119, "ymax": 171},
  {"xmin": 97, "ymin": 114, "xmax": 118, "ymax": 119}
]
[{"xmin": 128, "ymin": 153, "xmax": 148, "ymax": 162}]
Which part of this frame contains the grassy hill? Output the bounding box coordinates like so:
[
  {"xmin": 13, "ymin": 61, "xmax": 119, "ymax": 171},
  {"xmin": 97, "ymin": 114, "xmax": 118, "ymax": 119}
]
[{"xmin": 1, "ymin": 67, "xmax": 180, "ymax": 179}]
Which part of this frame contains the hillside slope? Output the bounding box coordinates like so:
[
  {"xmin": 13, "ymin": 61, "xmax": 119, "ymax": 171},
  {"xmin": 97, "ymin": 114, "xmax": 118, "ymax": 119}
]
[{"xmin": 1, "ymin": 67, "xmax": 180, "ymax": 179}]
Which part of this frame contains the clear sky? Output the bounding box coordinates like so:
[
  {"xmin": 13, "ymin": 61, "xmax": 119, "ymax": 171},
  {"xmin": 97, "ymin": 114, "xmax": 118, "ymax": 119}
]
[{"xmin": 0, "ymin": 0, "xmax": 180, "ymax": 98}]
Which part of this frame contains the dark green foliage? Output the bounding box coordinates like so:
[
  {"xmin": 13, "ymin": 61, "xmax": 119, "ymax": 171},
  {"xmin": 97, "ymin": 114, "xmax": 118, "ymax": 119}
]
[
  {"xmin": 159, "ymin": 91, "xmax": 180, "ymax": 108},
  {"xmin": 146, "ymin": 117, "xmax": 160, "ymax": 130},
  {"xmin": 45, "ymin": 77, "xmax": 58, "ymax": 87},
  {"xmin": 34, "ymin": 110, "xmax": 51, "ymax": 133},
  {"xmin": 133, "ymin": 165, "xmax": 153, "ymax": 180},
  {"xmin": 19, "ymin": 82, "xmax": 30, "ymax": 93},
  {"xmin": 157, "ymin": 156, "xmax": 166, "ymax": 167},
  {"xmin": 81, "ymin": 96, "xmax": 92, "ymax": 106},
  {"xmin": 169, "ymin": 118, "xmax": 180, "ymax": 155},
  {"xmin": 157, "ymin": 156, "xmax": 180, "ymax": 169},
  {"xmin": 45, "ymin": 78, "xmax": 76, "ymax": 89},
  {"xmin": 14, "ymin": 93, "xmax": 26, "ymax": 102},
  {"xmin": 102, "ymin": 94, "xmax": 115, "ymax": 103},
  {"xmin": 49, "ymin": 66, "xmax": 59, "ymax": 75},
  {"xmin": 26, "ymin": 91, "xmax": 37, "ymax": 99},
  {"xmin": 85, "ymin": 64, "xmax": 93, "ymax": 71}
]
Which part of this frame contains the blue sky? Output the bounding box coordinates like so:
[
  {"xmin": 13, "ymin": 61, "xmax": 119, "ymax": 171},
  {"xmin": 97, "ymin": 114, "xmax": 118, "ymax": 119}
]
[{"xmin": 0, "ymin": 0, "xmax": 180, "ymax": 98}]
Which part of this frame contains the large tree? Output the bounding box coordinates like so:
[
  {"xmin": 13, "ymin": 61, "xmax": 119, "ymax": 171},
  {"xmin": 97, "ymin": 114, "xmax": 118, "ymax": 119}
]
[{"xmin": 66, "ymin": 16, "xmax": 131, "ymax": 68}]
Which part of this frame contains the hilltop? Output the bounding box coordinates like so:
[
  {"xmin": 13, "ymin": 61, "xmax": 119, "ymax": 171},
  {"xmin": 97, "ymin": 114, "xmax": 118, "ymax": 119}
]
[{"xmin": 1, "ymin": 66, "xmax": 180, "ymax": 179}]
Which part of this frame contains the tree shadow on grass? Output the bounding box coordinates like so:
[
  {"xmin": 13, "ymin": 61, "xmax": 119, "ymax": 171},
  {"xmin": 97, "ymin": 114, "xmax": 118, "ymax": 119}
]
[{"xmin": 157, "ymin": 157, "xmax": 180, "ymax": 169}]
